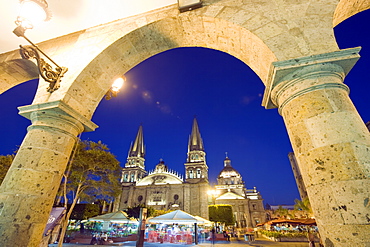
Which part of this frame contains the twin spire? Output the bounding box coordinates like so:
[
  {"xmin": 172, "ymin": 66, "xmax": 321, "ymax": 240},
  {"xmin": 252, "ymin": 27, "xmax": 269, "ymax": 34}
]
[
  {"xmin": 126, "ymin": 117, "xmax": 208, "ymax": 183},
  {"xmin": 128, "ymin": 118, "xmax": 204, "ymax": 159}
]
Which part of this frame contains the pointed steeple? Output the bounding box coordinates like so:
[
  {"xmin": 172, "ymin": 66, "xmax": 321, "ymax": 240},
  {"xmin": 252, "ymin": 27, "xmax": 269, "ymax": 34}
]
[
  {"xmin": 122, "ymin": 125, "xmax": 147, "ymax": 184},
  {"xmin": 185, "ymin": 117, "xmax": 208, "ymax": 183},
  {"xmin": 128, "ymin": 125, "xmax": 145, "ymax": 158},
  {"xmin": 188, "ymin": 117, "xmax": 204, "ymax": 152}
]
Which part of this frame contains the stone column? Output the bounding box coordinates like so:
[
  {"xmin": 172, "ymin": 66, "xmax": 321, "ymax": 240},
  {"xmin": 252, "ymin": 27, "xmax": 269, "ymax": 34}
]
[
  {"xmin": 263, "ymin": 47, "xmax": 370, "ymax": 246},
  {"xmin": 0, "ymin": 100, "xmax": 97, "ymax": 246}
]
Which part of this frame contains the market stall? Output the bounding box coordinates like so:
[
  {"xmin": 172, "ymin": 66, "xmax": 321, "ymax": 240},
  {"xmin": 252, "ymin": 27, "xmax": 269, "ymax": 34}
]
[
  {"xmin": 88, "ymin": 211, "xmax": 138, "ymax": 240},
  {"xmin": 147, "ymin": 210, "xmax": 209, "ymax": 244}
]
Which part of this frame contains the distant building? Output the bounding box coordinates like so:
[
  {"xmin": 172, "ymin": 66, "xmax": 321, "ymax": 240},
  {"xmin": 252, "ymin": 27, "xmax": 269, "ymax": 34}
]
[
  {"xmin": 117, "ymin": 118, "xmax": 266, "ymax": 228},
  {"xmin": 288, "ymin": 152, "xmax": 308, "ymax": 200},
  {"xmin": 215, "ymin": 156, "xmax": 265, "ymax": 227},
  {"xmin": 265, "ymin": 204, "xmax": 295, "ymax": 211}
]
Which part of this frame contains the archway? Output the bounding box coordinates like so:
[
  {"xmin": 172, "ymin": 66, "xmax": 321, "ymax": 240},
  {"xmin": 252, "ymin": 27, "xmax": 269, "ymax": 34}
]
[{"xmin": 0, "ymin": 1, "xmax": 369, "ymax": 245}]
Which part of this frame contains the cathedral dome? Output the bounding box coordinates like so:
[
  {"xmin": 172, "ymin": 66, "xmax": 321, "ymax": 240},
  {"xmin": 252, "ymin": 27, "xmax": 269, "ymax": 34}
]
[
  {"xmin": 218, "ymin": 165, "xmax": 241, "ymax": 179},
  {"xmin": 217, "ymin": 156, "xmax": 243, "ymax": 185}
]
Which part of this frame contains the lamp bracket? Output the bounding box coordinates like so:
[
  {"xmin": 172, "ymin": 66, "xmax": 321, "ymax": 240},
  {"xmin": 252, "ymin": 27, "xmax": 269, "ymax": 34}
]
[
  {"xmin": 19, "ymin": 45, "xmax": 68, "ymax": 93},
  {"xmin": 105, "ymin": 89, "xmax": 118, "ymax": 100}
]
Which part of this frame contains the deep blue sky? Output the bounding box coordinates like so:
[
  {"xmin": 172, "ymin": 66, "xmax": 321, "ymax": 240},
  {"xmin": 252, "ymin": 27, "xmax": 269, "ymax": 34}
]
[{"xmin": 1, "ymin": 10, "xmax": 369, "ymax": 206}]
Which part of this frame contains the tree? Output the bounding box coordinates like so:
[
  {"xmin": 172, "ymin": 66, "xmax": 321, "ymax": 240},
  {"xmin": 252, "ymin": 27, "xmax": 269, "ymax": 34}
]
[
  {"xmin": 57, "ymin": 140, "xmax": 122, "ymax": 247},
  {"xmin": 70, "ymin": 204, "xmax": 101, "ymax": 221},
  {"xmin": 151, "ymin": 209, "xmax": 173, "ymax": 218},
  {"xmin": 0, "ymin": 154, "xmax": 14, "ymax": 185},
  {"xmin": 125, "ymin": 204, "xmax": 156, "ymax": 219},
  {"xmin": 274, "ymin": 205, "xmax": 294, "ymax": 219},
  {"xmin": 294, "ymin": 198, "xmax": 313, "ymax": 218},
  {"xmin": 208, "ymin": 204, "xmax": 235, "ymax": 226}
]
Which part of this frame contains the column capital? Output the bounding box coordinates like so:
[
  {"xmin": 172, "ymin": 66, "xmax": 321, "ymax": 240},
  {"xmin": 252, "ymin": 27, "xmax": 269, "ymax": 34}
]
[
  {"xmin": 18, "ymin": 100, "xmax": 98, "ymax": 133},
  {"xmin": 262, "ymin": 47, "xmax": 361, "ymax": 110}
]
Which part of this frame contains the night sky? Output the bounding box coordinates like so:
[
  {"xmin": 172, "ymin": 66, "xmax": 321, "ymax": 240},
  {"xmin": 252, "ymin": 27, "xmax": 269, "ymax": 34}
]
[{"xmin": 0, "ymin": 9, "xmax": 369, "ymax": 206}]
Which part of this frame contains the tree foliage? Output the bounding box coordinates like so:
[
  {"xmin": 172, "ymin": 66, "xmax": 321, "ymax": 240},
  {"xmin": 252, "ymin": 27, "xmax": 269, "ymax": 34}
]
[
  {"xmin": 151, "ymin": 209, "xmax": 173, "ymax": 218},
  {"xmin": 60, "ymin": 140, "xmax": 122, "ymax": 203},
  {"xmin": 69, "ymin": 204, "xmax": 101, "ymax": 220},
  {"xmin": 294, "ymin": 198, "xmax": 313, "ymax": 218},
  {"xmin": 57, "ymin": 140, "xmax": 122, "ymax": 246},
  {"xmin": 0, "ymin": 154, "xmax": 14, "ymax": 185},
  {"xmin": 274, "ymin": 205, "xmax": 294, "ymax": 219},
  {"xmin": 125, "ymin": 204, "xmax": 156, "ymax": 219},
  {"xmin": 208, "ymin": 204, "xmax": 235, "ymax": 225}
]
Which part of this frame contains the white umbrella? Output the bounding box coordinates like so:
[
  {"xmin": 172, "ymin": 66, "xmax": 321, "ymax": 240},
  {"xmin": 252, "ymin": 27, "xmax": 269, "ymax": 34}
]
[{"xmin": 148, "ymin": 210, "xmax": 204, "ymax": 224}]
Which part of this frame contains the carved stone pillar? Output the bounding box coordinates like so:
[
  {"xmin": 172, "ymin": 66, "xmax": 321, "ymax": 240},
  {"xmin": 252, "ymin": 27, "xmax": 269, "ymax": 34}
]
[
  {"xmin": 0, "ymin": 100, "xmax": 97, "ymax": 246},
  {"xmin": 263, "ymin": 47, "xmax": 370, "ymax": 246}
]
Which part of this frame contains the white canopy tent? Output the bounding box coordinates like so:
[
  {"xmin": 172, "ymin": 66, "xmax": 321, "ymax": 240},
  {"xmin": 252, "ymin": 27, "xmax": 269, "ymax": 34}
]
[
  {"xmin": 89, "ymin": 210, "xmax": 138, "ymax": 231},
  {"xmin": 148, "ymin": 210, "xmax": 205, "ymax": 224},
  {"xmin": 89, "ymin": 210, "xmax": 137, "ymax": 223},
  {"xmin": 147, "ymin": 210, "xmax": 210, "ymax": 244}
]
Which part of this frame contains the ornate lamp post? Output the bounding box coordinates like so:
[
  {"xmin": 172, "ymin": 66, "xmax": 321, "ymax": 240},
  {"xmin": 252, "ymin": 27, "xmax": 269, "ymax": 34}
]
[
  {"xmin": 13, "ymin": 0, "xmax": 68, "ymax": 93},
  {"xmin": 177, "ymin": 0, "xmax": 202, "ymax": 13}
]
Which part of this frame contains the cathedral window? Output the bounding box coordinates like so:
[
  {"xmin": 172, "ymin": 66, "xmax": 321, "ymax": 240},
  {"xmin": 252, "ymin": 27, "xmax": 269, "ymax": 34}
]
[
  {"xmin": 138, "ymin": 195, "xmax": 143, "ymax": 202},
  {"xmin": 123, "ymin": 173, "xmax": 128, "ymax": 182},
  {"xmin": 197, "ymin": 169, "xmax": 201, "ymax": 178},
  {"xmin": 130, "ymin": 174, "xmax": 135, "ymax": 182},
  {"xmin": 189, "ymin": 170, "xmax": 193, "ymax": 178},
  {"xmin": 153, "ymin": 196, "xmax": 161, "ymax": 202}
]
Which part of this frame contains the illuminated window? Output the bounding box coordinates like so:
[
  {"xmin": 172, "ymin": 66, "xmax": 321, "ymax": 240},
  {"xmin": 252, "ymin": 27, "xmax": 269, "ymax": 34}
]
[{"xmin": 189, "ymin": 170, "xmax": 193, "ymax": 178}]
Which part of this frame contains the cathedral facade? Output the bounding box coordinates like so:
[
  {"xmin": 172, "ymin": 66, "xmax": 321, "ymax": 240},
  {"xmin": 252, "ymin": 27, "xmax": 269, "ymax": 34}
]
[{"xmin": 118, "ymin": 118, "xmax": 266, "ymax": 227}]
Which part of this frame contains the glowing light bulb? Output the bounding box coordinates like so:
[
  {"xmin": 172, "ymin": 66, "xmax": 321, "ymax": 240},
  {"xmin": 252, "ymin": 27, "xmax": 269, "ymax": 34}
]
[
  {"xmin": 111, "ymin": 77, "xmax": 125, "ymax": 92},
  {"xmin": 16, "ymin": 0, "xmax": 50, "ymax": 29}
]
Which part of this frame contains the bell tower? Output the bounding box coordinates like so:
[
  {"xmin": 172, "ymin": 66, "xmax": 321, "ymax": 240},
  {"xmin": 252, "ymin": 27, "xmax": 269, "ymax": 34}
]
[
  {"xmin": 184, "ymin": 117, "xmax": 208, "ymax": 183},
  {"xmin": 121, "ymin": 125, "xmax": 147, "ymax": 184}
]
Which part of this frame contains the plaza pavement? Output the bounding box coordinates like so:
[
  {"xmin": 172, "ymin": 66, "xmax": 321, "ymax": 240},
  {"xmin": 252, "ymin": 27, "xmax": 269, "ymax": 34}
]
[{"xmin": 49, "ymin": 236, "xmax": 310, "ymax": 247}]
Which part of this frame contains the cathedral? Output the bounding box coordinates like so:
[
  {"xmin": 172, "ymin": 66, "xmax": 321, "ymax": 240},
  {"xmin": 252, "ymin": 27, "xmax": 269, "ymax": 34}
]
[{"xmin": 118, "ymin": 118, "xmax": 266, "ymax": 228}]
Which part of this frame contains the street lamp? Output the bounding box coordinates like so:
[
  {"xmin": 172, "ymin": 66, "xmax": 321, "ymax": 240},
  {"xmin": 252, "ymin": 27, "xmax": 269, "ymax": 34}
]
[
  {"xmin": 177, "ymin": 0, "xmax": 202, "ymax": 13},
  {"xmin": 207, "ymin": 189, "xmax": 219, "ymax": 205},
  {"xmin": 105, "ymin": 76, "xmax": 125, "ymax": 100},
  {"xmin": 13, "ymin": 0, "xmax": 68, "ymax": 93}
]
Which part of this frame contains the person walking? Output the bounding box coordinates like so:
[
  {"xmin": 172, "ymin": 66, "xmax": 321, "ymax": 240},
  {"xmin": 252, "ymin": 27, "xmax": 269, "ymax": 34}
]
[{"xmin": 307, "ymin": 230, "xmax": 316, "ymax": 247}]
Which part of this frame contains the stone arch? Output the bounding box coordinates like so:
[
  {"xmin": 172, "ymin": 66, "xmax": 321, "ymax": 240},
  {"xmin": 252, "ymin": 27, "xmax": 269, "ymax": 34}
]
[
  {"xmin": 63, "ymin": 15, "xmax": 277, "ymax": 120},
  {"xmin": 333, "ymin": 0, "xmax": 370, "ymax": 27},
  {"xmin": 4, "ymin": 1, "xmax": 370, "ymax": 106},
  {"xmin": 0, "ymin": 59, "xmax": 38, "ymax": 94}
]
